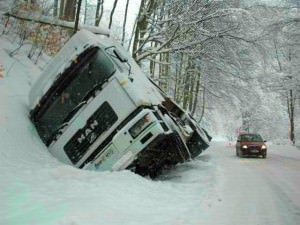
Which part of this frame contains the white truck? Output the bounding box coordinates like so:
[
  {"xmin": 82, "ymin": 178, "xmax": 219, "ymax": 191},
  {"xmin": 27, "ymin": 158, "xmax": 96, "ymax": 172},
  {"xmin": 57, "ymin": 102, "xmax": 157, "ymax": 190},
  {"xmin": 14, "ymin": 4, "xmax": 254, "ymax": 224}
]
[{"xmin": 29, "ymin": 30, "xmax": 211, "ymax": 177}]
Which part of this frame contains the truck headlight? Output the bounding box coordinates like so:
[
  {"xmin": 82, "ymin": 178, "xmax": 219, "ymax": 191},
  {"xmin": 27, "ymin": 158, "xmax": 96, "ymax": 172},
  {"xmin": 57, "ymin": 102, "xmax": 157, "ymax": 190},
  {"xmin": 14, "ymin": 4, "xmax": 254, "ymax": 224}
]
[
  {"xmin": 129, "ymin": 114, "xmax": 153, "ymax": 138},
  {"xmin": 261, "ymin": 145, "xmax": 267, "ymax": 150},
  {"xmin": 242, "ymin": 145, "xmax": 248, "ymax": 149}
]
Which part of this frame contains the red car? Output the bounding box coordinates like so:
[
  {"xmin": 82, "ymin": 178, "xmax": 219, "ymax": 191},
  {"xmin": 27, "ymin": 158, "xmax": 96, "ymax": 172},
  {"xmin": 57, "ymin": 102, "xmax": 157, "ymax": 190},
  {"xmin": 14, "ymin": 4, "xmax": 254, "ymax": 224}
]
[{"xmin": 236, "ymin": 133, "xmax": 267, "ymax": 158}]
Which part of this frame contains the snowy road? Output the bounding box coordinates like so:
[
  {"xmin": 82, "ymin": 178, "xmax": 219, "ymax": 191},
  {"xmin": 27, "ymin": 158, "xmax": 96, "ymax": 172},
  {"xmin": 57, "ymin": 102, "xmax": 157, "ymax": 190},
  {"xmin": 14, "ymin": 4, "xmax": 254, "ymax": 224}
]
[{"xmin": 200, "ymin": 142, "xmax": 300, "ymax": 225}]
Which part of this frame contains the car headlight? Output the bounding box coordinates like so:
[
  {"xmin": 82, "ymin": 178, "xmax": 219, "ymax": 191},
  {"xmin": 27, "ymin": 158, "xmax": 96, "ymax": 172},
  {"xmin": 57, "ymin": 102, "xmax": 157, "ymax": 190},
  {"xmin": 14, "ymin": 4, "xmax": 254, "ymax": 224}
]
[
  {"xmin": 242, "ymin": 145, "xmax": 248, "ymax": 149},
  {"xmin": 129, "ymin": 114, "xmax": 153, "ymax": 138},
  {"xmin": 261, "ymin": 145, "xmax": 267, "ymax": 150}
]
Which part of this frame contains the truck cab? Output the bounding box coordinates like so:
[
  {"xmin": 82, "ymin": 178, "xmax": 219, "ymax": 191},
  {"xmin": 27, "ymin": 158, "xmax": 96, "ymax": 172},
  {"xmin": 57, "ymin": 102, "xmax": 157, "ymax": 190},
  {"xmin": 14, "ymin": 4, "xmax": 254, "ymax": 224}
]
[{"xmin": 29, "ymin": 30, "xmax": 210, "ymax": 177}]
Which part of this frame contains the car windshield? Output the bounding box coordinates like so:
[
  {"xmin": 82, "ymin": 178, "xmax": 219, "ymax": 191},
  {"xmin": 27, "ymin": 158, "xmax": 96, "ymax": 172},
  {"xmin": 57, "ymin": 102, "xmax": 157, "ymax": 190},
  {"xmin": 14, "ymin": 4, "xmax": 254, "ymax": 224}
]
[
  {"xmin": 240, "ymin": 134, "xmax": 263, "ymax": 142},
  {"xmin": 32, "ymin": 47, "xmax": 116, "ymax": 145}
]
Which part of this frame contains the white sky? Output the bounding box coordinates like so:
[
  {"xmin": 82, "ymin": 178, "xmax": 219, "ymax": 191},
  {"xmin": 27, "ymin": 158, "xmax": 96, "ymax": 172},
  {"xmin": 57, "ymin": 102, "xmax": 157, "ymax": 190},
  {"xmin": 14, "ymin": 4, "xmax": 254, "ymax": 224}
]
[{"xmin": 87, "ymin": 0, "xmax": 141, "ymax": 40}]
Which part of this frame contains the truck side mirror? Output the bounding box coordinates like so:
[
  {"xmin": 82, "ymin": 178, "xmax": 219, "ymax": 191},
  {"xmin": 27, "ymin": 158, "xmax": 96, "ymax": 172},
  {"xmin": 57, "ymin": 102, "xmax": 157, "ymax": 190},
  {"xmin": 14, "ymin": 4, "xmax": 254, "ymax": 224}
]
[{"xmin": 113, "ymin": 49, "xmax": 128, "ymax": 63}]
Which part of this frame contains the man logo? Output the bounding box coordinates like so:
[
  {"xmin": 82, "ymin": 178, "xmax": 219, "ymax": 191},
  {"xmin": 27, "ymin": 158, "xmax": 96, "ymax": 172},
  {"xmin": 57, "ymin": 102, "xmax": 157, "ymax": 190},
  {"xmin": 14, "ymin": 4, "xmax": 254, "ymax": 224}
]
[{"xmin": 77, "ymin": 119, "xmax": 99, "ymax": 144}]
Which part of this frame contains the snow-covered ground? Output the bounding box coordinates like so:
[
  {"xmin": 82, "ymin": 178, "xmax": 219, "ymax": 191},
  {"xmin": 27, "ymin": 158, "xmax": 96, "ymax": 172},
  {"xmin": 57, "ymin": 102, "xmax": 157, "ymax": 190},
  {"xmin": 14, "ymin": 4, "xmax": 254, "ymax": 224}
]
[
  {"xmin": 0, "ymin": 35, "xmax": 223, "ymax": 225},
  {"xmin": 1, "ymin": 30, "xmax": 300, "ymax": 225}
]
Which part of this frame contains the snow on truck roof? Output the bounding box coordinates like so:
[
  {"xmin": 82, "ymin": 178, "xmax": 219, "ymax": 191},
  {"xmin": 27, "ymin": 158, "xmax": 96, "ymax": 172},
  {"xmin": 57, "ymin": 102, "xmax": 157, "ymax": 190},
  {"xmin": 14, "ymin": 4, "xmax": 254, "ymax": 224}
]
[{"xmin": 28, "ymin": 29, "xmax": 164, "ymax": 110}]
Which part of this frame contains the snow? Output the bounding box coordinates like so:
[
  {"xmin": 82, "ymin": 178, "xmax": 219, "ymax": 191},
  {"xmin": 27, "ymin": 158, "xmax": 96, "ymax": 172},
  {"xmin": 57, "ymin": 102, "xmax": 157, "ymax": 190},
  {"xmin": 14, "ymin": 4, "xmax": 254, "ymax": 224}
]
[
  {"xmin": 1, "ymin": 23, "xmax": 300, "ymax": 225},
  {"xmin": 0, "ymin": 34, "xmax": 221, "ymax": 225}
]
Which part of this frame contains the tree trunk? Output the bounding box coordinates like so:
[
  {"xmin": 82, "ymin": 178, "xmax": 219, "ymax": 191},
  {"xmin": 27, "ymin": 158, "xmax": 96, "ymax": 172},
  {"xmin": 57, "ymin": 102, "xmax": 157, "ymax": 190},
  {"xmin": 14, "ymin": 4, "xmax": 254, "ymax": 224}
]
[
  {"xmin": 183, "ymin": 58, "xmax": 191, "ymax": 110},
  {"xmin": 188, "ymin": 73, "xmax": 195, "ymax": 112},
  {"xmin": 175, "ymin": 53, "xmax": 184, "ymax": 102},
  {"xmin": 165, "ymin": 51, "xmax": 171, "ymax": 95},
  {"xmin": 59, "ymin": 0, "xmax": 76, "ymax": 21},
  {"xmin": 288, "ymin": 90, "xmax": 295, "ymax": 145},
  {"xmin": 121, "ymin": 0, "xmax": 130, "ymax": 46},
  {"xmin": 191, "ymin": 72, "xmax": 201, "ymax": 116},
  {"xmin": 84, "ymin": 0, "xmax": 87, "ymax": 24},
  {"xmin": 108, "ymin": 0, "xmax": 118, "ymax": 29},
  {"xmin": 149, "ymin": 42, "xmax": 158, "ymax": 78},
  {"xmin": 59, "ymin": 0, "xmax": 65, "ymax": 19},
  {"xmin": 74, "ymin": 0, "xmax": 83, "ymax": 33},
  {"xmin": 158, "ymin": 53, "xmax": 164, "ymax": 89},
  {"xmin": 53, "ymin": 0, "xmax": 58, "ymax": 17},
  {"xmin": 182, "ymin": 74, "xmax": 190, "ymax": 110},
  {"xmin": 132, "ymin": 0, "xmax": 145, "ymax": 60},
  {"xmin": 95, "ymin": 0, "xmax": 104, "ymax": 26},
  {"xmin": 66, "ymin": 0, "xmax": 77, "ymax": 21},
  {"xmin": 198, "ymin": 87, "xmax": 206, "ymax": 123},
  {"xmin": 132, "ymin": 0, "xmax": 158, "ymax": 62}
]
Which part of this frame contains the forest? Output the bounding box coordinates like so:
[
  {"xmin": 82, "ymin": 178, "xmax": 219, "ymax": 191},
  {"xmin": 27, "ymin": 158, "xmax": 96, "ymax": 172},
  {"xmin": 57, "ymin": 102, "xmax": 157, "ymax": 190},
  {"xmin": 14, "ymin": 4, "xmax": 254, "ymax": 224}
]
[{"xmin": 1, "ymin": 0, "xmax": 299, "ymax": 145}]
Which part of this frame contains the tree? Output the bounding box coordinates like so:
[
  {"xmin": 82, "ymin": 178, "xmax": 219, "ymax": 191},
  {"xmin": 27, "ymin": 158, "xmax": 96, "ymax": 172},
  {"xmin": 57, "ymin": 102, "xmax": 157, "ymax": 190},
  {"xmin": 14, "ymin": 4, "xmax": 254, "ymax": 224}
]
[
  {"xmin": 261, "ymin": 4, "xmax": 300, "ymax": 144},
  {"xmin": 95, "ymin": 0, "xmax": 104, "ymax": 26},
  {"xmin": 121, "ymin": 0, "xmax": 130, "ymax": 46},
  {"xmin": 53, "ymin": 0, "xmax": 58, "ymax": 17},
  {"xmin": 74, "ymin": 0, "xmax": 83, "ymax": 33},
  {"xmin": 131, "ymin": 0, "xmax": 260, "ymax": 117},
  {"xmin": 60, "ymin": 0, "xmax": 77, "ymax": 21},
  {"xmin": 108, "ymin": 0, "xmax": 118, "ymax": 29}
]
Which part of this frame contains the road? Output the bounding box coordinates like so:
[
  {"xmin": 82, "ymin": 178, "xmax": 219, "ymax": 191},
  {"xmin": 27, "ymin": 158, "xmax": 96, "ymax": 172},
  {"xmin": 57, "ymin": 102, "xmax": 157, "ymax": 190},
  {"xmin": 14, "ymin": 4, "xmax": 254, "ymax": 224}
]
[{"xmin": 200, "ymin": 142, "xmax": 300, "ymax": 225}]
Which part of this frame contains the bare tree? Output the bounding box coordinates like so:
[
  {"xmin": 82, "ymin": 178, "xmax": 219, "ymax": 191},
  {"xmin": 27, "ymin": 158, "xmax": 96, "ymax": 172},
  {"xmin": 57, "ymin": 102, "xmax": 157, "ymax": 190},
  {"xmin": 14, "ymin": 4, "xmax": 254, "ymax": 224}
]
[
  {"xmin": 74, "ymin": 0, "xmax": 83, "ymax": 33},
  {"xmin": 132, "ymin": 0, "xmax": 159, "ymax": 62},
  {"xmin": 95, "ymin": 0, "xmax": 104, "ymax": 26},
  {"xmin": 287, "ymin": 90, "xmax": 296, "ymax": 145},
  {"xmin": 121, "ymin": 0, "xmax": 130, "ymax": 46},
  {"xmin": 60, "ymin": 0, "xmax": 76, "ymax": 21},
  {"xmin": 59, "ymin": 0, "xmax": 65, "ymax": 18},
  {"xmin": 53, "ymin": 0, "xmax": 58, "ymax": 17},
  {"xmin": 108, "ymin": 0, "xmax": 118, "ymax": 29}
]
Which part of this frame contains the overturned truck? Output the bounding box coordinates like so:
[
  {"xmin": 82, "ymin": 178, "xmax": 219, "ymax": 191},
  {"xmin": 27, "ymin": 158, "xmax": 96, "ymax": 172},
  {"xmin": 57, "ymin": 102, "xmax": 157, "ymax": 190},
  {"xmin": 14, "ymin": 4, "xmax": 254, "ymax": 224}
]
[{"xmin": 29, "ymin": 30, "xmax": 211, "ymax": 177}]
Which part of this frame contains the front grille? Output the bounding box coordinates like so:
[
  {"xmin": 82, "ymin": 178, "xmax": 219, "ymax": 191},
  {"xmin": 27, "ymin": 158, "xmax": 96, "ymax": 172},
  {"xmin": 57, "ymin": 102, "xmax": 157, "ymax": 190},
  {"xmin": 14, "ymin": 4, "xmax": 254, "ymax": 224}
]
[
  {"xmin": 79, "ymin": 107, "xmax": 144, "ymax": 168},
  {"xmin": 248, "ymin": 146, "xmax": 260, "ymax": 150},
  {"xmin": 64, "ymin": 102, "xmax": 118, "ymax": 164}
]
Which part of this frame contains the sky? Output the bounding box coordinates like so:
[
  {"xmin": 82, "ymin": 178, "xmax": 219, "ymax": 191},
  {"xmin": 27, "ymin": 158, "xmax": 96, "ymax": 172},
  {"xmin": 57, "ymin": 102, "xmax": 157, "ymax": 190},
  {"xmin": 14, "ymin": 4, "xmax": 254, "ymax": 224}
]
[{"xmin": 86, "ymin": 0, "xmax": 141, "ymax": 42}]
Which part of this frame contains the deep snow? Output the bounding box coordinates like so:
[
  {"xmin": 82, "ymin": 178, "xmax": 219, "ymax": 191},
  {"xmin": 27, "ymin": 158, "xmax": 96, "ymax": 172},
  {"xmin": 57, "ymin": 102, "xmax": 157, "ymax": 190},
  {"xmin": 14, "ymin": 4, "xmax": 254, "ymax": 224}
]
[
  {"xmin": 1, "ymin": 26, "xmax": 300, "ymax": 225},
  {"xmin": 0, "ymin": 35, "xmax": 223, "ymax": 225}
]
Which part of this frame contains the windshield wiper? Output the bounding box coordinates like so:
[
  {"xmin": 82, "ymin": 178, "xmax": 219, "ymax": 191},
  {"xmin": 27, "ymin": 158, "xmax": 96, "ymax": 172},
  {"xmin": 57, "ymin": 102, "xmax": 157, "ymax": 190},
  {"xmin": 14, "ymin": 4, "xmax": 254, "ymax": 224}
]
[
  {"xmin": 63, "ymin": 100, "xmax": 87, "ymax": 124},
  {"xmin": 46, "ymin": 122, "xmax": 69, "ymax": 146},
  {"xmin": 60, "ymin": 82, "xmax": 105, "ymax": 125},
  {"xmin": 46, "ymin": 101, "xmax": 87, "ymax": 146},
  {"xmin": 46, "ymin": 82, "xmax": 106, "ymax": 146},
  {"xmin": 82, "ymin": 82, "xmax": 103, "ymax": 102}
]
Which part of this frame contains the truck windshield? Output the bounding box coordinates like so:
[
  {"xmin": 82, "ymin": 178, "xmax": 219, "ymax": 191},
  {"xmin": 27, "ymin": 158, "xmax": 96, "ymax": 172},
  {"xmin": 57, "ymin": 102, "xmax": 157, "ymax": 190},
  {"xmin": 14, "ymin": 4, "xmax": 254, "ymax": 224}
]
[{"xmin": 32, "ymin": 47, "xmax": 116, "ymax": 145}]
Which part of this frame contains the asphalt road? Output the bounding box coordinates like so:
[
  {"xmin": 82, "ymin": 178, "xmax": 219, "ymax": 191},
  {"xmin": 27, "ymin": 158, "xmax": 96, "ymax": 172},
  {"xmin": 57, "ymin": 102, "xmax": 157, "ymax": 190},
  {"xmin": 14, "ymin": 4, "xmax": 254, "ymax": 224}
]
[{"xmin": 202, "ymin": 142, "xmax": 300, "ymax": 225}]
